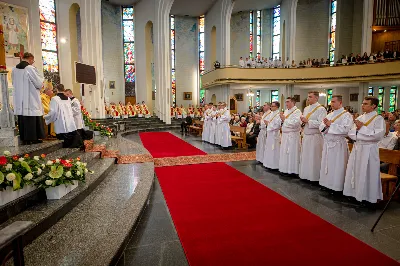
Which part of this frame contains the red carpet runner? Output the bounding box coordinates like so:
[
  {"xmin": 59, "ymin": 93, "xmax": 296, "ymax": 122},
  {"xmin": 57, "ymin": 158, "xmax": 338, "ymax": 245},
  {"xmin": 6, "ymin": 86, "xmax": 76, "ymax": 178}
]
[{"xmin": 140, "ymin": 132, "xmax": 399, "ymax": 266}]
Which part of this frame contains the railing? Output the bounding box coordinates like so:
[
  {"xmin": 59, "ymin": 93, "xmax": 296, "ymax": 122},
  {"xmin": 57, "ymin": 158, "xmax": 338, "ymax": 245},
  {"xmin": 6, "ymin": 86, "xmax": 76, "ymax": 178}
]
[
  {"xmin": 0, "ymin": 221, "xmax": 33, "ymax": 266},
  {"xmin": 201, "ymin": 60, "xmax": 400, "ymax": 88},
  {"xmin": 385, "ymin": 40, "xmax": 400, "ymax": 52}
]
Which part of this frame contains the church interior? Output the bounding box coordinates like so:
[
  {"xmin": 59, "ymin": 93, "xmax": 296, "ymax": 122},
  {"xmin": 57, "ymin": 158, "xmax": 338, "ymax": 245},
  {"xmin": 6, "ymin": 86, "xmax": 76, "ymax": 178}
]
[{"xmin": 1, "ymin": 0, "xmax": 400, "ymax": 265}]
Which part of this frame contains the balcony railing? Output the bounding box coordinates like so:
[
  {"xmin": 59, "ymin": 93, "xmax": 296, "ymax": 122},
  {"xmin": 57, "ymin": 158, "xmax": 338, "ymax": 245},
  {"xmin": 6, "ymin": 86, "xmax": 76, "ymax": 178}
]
[{"xmin": 201, "ymin": 61, "xmax": 400, "ymax": 88}]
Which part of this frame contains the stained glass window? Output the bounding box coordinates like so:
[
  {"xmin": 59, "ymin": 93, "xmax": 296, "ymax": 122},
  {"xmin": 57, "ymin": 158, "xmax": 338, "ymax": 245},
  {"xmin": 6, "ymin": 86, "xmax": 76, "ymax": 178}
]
[
  {"xmin": 199, "ymin": 15, "xmax": 205, "ymax": 105},
  {"xmin": 256, "ymin": 90, "xmax": 261, "ymax": 107},
  {"xmin": 327, "ymin": 89, "xmax": 333, "ymax": 105},
  {"xmin": 378, "ymin": 87, "xmax": 384, "ymax": 114},
  {"xmin": 39, "ymin": 0, "xmax": 59, "ymax": 74},
  {"xmin": 250, "ymin": 11, "xmax": 253, "ymax": 58},
  {"xmin": 272, "ymin": 5, "xmax": 280, "ymax": 59},
  {"xmin": 171, "ymin": 15, "xmax": 176, "ymax": 107},
  {"xmin": 368, "ymin": 87, "xmax": 374, "ymax": 96},
  {"xmin": 122, "ymin": 7, "xmax": 135, "ymax": 95},
  {"xmin": 389, "ymin": 86, "xmax": 397, "ymax": 112},
  {"xmin": 271, "ymin": 90, "xmax": 279, "ymax": 103},
  {"xmin": 329, "ymin": 0, "xmax": 337, "ymax": 65},
  {"xmin": 256, "ymin": 11, "xmax": 261, "ymax": 59}
]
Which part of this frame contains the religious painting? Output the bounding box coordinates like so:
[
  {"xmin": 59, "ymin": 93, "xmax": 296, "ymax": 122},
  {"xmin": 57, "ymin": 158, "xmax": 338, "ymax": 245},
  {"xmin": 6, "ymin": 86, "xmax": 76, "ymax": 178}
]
[
  {"xmin": 183, "ymin": 92, "xmax": 192, "ymax": 100},
  {"xmin": 350, "ymin": 93, "xmax": 358, "ymax": 102},
  {"xmin": 109, "ymin": 81, "xmax": 115, "ymax": 89},
  {"xmin": 293, "ymin": 95, "xmax": 300, "ymax": 103},
  {"xmin": 235, "ymin": 93, "xmax": 243, "ymax": 101},
  {"xmin": 0, "ymin": 2, "xmax": 29, "ymax": 57}
]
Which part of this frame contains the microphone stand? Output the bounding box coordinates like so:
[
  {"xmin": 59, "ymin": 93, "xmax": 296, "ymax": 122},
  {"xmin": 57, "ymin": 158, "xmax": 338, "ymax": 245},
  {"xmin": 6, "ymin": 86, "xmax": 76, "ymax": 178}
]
[{"xmin": 371, "ymin": 178, "xmax": 400, "ymax": 232}]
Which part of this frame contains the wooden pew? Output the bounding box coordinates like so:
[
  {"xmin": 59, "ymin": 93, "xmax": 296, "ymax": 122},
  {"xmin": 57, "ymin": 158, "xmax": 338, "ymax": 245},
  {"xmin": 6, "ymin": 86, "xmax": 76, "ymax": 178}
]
[
  {"xmin": 230, "ymin": 125, "xmax": 248, "ymax": 149},
  {"xmin": 348, "ymin": 143, "xmax": 399, "ymax": 201},
  {"xmin": 189, "ymin": 120, "xmax": 203, "ymax": 136},
  {"xmin": 379, "ymin": 149, "xmax": 400, "ymax": 200}
]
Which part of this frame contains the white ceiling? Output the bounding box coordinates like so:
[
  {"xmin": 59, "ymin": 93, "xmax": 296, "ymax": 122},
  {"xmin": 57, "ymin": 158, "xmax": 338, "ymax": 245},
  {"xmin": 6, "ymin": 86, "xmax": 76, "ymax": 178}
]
[{"xmin": 107, "ymin": 0, "xmax": 281, "ymax": 17}]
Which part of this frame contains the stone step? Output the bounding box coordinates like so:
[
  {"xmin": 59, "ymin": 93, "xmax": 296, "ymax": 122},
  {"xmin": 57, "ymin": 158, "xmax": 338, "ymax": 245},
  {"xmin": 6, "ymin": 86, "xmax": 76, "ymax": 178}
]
[
  {"xmin": 0, "ymin": 148, "xmax": 92, "ymax": 225},
  {"xmin": 17, "ymin": 162, "xmax": 154, "ymax": 266},
  {"xmin": 0, "ymin": 140, "xmax": 63, "ymax": 158},
  {"xmin": 0, "ymin": 155, "xmax": 114, "ymax": 263}
]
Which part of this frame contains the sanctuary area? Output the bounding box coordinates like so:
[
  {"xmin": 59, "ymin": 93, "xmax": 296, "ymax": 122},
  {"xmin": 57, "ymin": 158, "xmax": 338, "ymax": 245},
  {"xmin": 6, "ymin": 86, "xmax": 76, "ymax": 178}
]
[{"xmin": 1, "ymin": 0, "xmax": 400, "ymax": 265}]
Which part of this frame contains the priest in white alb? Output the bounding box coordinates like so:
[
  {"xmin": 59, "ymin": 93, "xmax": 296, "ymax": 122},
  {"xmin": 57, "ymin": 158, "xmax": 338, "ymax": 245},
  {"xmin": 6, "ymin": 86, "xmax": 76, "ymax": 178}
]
[
  {"xmin": 218, "ymin": 102, "xmax": 232, "ymax": 148},
  {"xmin": 343, "ymin": 96, "xmax": 385, "ymax": 203},
  {"xmin": 44, "ymin": 84, "xmax": 82, "ymax": 148},
  {"xmin": 279, "ymin": 97, "xmax": 302, "ymax": 175},
  {"xmin": 319, "ymin": 95, "xmax": 353, "ymax": 192},
  {"xmin": 299, "ymin": 91, "xmax": 327, "ymax": 182},
  {"xmin": 65, "ymin": 89, "xmax": 85, "ymax": 138},
  {"xmin": 256, "ymin": 103, "xmax": 271, "ymax": 162},
  {"xmin": 202, "ymin": 104, "xmax": 210, "ymax": 142},
  {"xmin": 262, "ymin": 101, "xmax": 282, "ymax": 169}
]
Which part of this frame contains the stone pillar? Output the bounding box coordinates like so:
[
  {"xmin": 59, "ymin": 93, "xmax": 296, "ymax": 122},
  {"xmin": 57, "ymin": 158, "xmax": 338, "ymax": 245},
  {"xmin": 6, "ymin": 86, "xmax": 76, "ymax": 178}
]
[
  {"xmin": 0, "ymin": 73, "xmax": 17, "ymax": 147},
  {"xmin": 154, "ymin": 0, "xmax": 174, "ymax": 124},
  {"xmin": 280, "ymin": 0, "xmax": 297, "ymax": 62},
  {"xmin": 358, "ymin": 82, "xmax": 369, "ymax": 112},
  {"xmin": 280, "ymin": 84, "xmax": 294, "ymax": 110},
  {"xmin": 361, "ymin": 0, "xmax": 374, "ymax": 55}
]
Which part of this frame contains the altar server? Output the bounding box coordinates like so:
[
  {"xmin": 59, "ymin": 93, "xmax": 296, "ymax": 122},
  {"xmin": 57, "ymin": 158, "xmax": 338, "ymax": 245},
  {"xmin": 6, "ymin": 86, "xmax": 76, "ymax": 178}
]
[
  {"xmin": 218, "ymin": 102, "xmax": 232, "ymax": 148},
  {"xmin": 279, "ymin": 97, "xmax": 302, "ymax": 174},
  {"xmin": 239, "ymin": 57, "xmax": 245, "ymax": 68},
  {"xmin": 256, "ymin": 103, "xmax": 271, "ymax": 162},
  {"xmin": 319, "ymin": 95, "xmax": 353, "ymax": 191},
  {"xmin": 202, "ymin": 104, "xmax": 211, "ymax": 142},
  {"xmin": 12, "ymin": 52, "xmax": 45, "ymax": 145},
  {"xmin": 262, "ymin": 101, "xmax": 282, "ymax": 169},
  {"xmin": 44, "ymin": 84, "xmax": 81, "ymax": 148},
  {"xmin": 65, "ymin": 89, "xmax": 85, "ymax": 138},
  {"xmin": 299, "ymin": 91, "xmax": 327, "ymax": 181},
  {"xmin": 343, "ymin": 97, "xmax": 385, "ymax": 203}
]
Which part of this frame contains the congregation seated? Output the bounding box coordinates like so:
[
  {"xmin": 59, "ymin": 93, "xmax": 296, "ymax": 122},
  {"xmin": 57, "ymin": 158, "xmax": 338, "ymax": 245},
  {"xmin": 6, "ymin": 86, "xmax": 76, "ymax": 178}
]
[{"xmin": 246, "ymin": 114, "xmax": 260, "ymax": 148}]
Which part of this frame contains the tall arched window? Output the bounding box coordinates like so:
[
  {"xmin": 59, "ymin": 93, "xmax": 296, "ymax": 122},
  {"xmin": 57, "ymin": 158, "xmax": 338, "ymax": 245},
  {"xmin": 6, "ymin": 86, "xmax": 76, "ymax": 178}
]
[
  {"xmin": 249, "ymin": 11, "xmax": 253, "ymax": 58},
  {"xmin": 256, "ymin": 11, "xmax": 261, "ymax": 59},
  {"xmin": 122, "ymin": 7, "xmax": 135, "ymax": 97},
  {"xmin": 329, "ymin": 0, "xmax": 337, "ymax": 65},
  {"xmin": 39, "ymin": 0, "xmax": 59, "ymax": 85},
  {"xmin": 272, "ymin": 5, "xmax": 280, "ymax": 59}
]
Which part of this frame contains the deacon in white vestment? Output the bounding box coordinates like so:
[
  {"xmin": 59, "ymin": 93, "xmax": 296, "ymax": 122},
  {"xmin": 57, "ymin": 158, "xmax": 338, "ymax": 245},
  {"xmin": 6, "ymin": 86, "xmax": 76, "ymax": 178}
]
[
  {"xmin": 262, "ymin": 102, "xmax": 282, "ymax": 169},
  {"xmin": 12, "ymin": 52, "xmax": 45, "ymax": 144},
  {"xmin": 299, "ymin": 92, "xmax": 327, "ymax": 181},
  {"xmin": 209, "ymin": 106, "xmax": 217, "ymax": 144},
  {"xmin": 343, "ymin": 97, "xmax": 385, "ymax": 203},
  {"xmin": 218, "ymin": 103, "xmax": 232, "ymax": 148},
  {"xmin": 319, "ymin": 95, "xmax": 353, "ymax": 191},
  {"xmin": 239, "ymin": 57, "xmax": 245, "ymax": 68},
  {"xmin": 256, "ymin": 103, "xmax": 272, "ymax": 162},
  {"xmin": 202, "ymin": 104, "xmax": 211, "ymax": 142},
  {"xmin": 44, "ymin": 84, "xmax": 82, "ymax": 148},
  {"xmin": 215, "ymin": 103, "xmax": 223, "ymax": 146},
  {"xmin": 279, "ymin": 98, "xmax": 302, "ymax": 174}
]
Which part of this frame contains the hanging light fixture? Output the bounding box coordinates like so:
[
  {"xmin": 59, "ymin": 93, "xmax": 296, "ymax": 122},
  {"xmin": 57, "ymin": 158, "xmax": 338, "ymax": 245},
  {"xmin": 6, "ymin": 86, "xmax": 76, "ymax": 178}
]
[
  {"xmin": 247, "ymin": 89, "xmax": 254, "ymax": 97},
  {"xmin": 319, "ymin": 92, "xmax": 327, "ymax": 97}
]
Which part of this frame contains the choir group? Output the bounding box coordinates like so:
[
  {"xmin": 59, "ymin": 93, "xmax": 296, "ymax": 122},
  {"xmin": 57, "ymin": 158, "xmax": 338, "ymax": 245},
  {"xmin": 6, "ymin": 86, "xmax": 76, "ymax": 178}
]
[
  {"xmin": 201, "ymin": 92, "xmax": 386, "ymax": 204},
  {"xmin": 105, "ymin": 102, "xmax": 151, "ymax": 119}
]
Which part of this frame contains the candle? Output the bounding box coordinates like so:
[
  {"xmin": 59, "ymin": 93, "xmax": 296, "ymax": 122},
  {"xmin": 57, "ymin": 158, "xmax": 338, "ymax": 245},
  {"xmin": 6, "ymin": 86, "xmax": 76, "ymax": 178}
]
[{"xmin": 0, "ymin": 24, "xmax": 6, "ymax": 69}]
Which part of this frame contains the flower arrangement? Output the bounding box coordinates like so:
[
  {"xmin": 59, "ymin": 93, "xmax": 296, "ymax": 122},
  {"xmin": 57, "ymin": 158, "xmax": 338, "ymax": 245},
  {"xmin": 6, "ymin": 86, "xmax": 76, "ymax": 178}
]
[
  {"xmin": 81, "ymin": 106, "xmax": 114, "ymax": 137},
  {"xmin": 0, "ymin": 151, "xmax": 93, "ymax": 191}
]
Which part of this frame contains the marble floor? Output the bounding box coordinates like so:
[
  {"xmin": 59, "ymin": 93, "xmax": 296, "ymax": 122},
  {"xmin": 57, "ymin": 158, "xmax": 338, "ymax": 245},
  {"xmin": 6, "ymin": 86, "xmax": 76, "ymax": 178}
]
[{"xmin": 120, "ymin": 130, "xmax": 400, "ymax": 265}]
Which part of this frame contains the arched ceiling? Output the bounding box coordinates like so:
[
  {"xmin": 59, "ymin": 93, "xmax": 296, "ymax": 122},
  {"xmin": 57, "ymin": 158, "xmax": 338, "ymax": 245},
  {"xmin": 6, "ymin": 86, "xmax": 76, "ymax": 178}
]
[{"xmin": 107, "ymin": 0, "xmax": 281, "ymax": 17}]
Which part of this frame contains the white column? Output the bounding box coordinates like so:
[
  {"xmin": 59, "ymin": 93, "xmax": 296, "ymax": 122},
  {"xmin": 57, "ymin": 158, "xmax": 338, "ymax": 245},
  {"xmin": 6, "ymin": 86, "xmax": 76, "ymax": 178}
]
[
  {"xmin": 80, "ymin": 0, "xmax": 105, "ymax": 119},
  {"xmin": 361, "ymin": 0, "xmax": 374, "ymax": 55},
  {"xmin": 154, "ymin": 0, "xmax": 174, "ymax": 124}
]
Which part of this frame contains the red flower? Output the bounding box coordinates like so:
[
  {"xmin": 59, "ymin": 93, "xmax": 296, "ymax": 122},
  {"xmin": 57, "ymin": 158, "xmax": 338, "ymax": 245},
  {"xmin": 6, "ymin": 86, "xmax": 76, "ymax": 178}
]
[
  {"xmin": 41, "ymin": 154, "xmax": 46, "ymax": 158},
  {"xmin": 76, "ymin": 157, "xmax": 81, "ymax": 161},
  {"xmin": 12, "ymin": 156, "xmax": 19, "ymax": 161},
  {"xmin": 0, "ymin": 156, "xmax": 7, "ymax": 165},
  {"xmin": 24, "ymin": 154, "xmax": 29, "ymax": 158}
]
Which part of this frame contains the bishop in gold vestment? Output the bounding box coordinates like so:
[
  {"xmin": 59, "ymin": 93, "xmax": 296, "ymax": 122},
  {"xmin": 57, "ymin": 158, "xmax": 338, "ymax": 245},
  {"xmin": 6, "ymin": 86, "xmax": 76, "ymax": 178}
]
[{"xmin": 41, "ymin": 87, "xmax": 56, "ymax": 138}]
